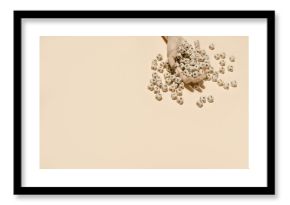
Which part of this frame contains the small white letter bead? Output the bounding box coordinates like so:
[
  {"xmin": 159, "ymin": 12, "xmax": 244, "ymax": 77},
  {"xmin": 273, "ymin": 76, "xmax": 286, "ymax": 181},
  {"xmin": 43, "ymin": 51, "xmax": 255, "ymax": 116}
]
[
  {"xmin": 214, "ymin": 54, "xmax": 220, "ymax": 60},
  {"xmin": 191, "ymin": 71, "xmax": 199, "ymax": 78},
  {"xmin": 152, "ymin": 59, "xmax": 158, "ymax": 66},
  {"xmin": 231, "ymin": 80, "xmax": 238, "ymax": 87},
  {"xmin": 151, "ymin": 65, "xmax": 157, "ymax": 71},
  {"xmin": 162, "ymin": 85, "xmax": 168, "ymax": 92},
  {"xmin": 177, "ymin": 96, "xmax": 184, "ymax": 105},
  {"xmin": 172, "ymin": 82, "xmax": 178, "ymax": 89},
  {"xmin": 196, "ymin": 101, "xmax": 203, "ymax": 108},
  {"xmin": 170, "ymin": 75, "xmax": 176, "ymax": 82},
  {"xmin": 179, "ymin": 82, "xmax": 185, "ymax": 89},
  {"xmin": 219, "ymin": 60, "xmax": 225, "ymax": 66},
  {"xmin": 207, "ymin": 95, "xmax": 214, "ymax": 103},
  {"xmin": 163, "ymin": 62, "xmax": 169, "ymax": 70},
  {"xmin": 183, "ymin": 70, "xmax": 191, "ymax": 77},
  {"xmin": 220, "ymin": 52, "xmax": 226, "ymax": 59},
  {"xmin": 164, "ymin": 72, "xmax": 170, "ymax": 79},
  {"xmin": 171, "ymin": 93, "xmax": 177, "ymax": 100},
  {"xmin": 156, "ymin": 54, "xmax": 163, "ymax": 61},
  {"xmin": 214, "ymin": 71, "xmax": 219, "ymax": 77},
  {"xmin": 203, "ymin": 62, "xmax": 210, "ymax": 69},
  {"xmin": 219, "ymin": 67, "xmax": 225, "ymax": 74},
  {"xmin": 156, "ymin": 80, "xmax": 162, "ymax": 88},
  {"xmin": 155, "ymin": 93, "xmax": 162, "ymax": 101},
  {"xmin": 152, "ymin": 72, "xmax": 158, "ymax": 79},
  {"xmin": 169, "ymin": 85, "xmax": 176, "ymax": 92},
  {"xmin": 212, "ymin": 75, "xmax": 218, "ymax": 82},
  {"xmin": 208, "ymin": 66, "xmax": 214, "ymax": 73},
  {"xmin": 175, "ymin": 77, "xmax": 182, "ymax": 84},
  {"xmin": 227, "ymin": 65, "xmax": 234, "ymax": 72},
  {"xmin": 200, "ymin": 96, "xmax": 207, "ymax": 104},
  {"xmin": 176, "ymin": 88, "xmax": 183, "ymax": 96},
  {"xmin": 157, "ymin": 67, "xmax": 163, "ymax": 73},
  {"xmin": 150, "ymin": 78, "xmax": 157, "ymax": 85},
  {"xmin": 147, "ymin": 84, "xmax": 154, "ymax": 91},
  {"xmin": 209, "ymin": 43, "xmax": 215, "ymax": 50},
  {"xmin": 153, "ymin": 86, "xmax": 160, "ymax": 94},
  {"xmin": 217, "ymin": 79, "xmax": 224, "ymax": 86},
  {"xmin": 223, "ymin": 83, "xmax": 229, "ymax": 90},
  {"xmin": 229, "ymin": 56, "xmax": 235, "ymax": 62},
  {"xmin": 193, "ymin": 64, "xmax": 199, "ymax": 70},
  {"xmin": 165, "ymin": 78, "xmax": 172, "ymax": 85},
  {"xmin": 206, "ymin": 73, "xmax": 212, "ymax": 80}
]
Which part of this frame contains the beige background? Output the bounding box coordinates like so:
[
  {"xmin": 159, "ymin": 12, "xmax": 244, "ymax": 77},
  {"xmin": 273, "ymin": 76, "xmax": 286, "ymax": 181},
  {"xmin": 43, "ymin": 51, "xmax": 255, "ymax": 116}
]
[{"xmin": 40, "ymin": 36, "xmax": 248, "ymax": 169}]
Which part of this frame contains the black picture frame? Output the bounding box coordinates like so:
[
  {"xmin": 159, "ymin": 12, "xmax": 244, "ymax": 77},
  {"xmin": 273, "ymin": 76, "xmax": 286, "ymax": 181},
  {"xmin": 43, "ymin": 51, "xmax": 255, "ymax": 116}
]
[{"xmin": 14, "ymin": 10, "xmax": 275, "ymax": 195}]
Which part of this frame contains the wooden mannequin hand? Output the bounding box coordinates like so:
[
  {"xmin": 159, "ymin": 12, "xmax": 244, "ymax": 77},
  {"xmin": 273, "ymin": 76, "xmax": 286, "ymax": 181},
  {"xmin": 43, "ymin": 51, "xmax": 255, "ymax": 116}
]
[{"xmin": 164, "ymin": 36, "xmax": 206, "ymax": 91}]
